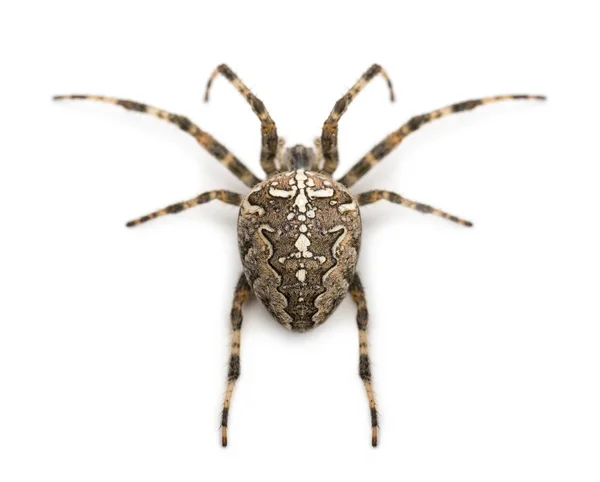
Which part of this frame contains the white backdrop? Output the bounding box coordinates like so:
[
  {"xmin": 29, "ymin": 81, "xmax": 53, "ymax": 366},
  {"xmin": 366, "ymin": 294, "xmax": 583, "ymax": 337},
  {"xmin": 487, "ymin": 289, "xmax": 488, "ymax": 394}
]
[{"xmin": 1, "ymin": 1, "xmax": 599, "ymax": 481}]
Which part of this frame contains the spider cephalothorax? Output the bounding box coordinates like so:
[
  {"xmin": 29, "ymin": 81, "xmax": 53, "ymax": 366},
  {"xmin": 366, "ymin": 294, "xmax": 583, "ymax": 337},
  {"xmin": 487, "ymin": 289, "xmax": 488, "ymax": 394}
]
[
  {"xmin": 280, "ymin": 145, "xmax": 320, "ymax": 171},
  {"xmin": 54, "ymin": 63, "xmax": 544, "ymax": 447}
]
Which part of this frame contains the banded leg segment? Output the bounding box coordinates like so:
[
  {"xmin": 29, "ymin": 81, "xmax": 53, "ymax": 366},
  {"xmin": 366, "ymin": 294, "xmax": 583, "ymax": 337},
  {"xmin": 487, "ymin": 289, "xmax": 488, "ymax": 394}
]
[
  {"xmin": 221, "ymin": 274, "xmax": 251, "ymax": 447},
  {"xmin": 53, "ymin": 95, "xmax": 261, "ymax": 188},
  {"xmin": 321, "ymin": 64, "xmax": 396, "ymax": 176},
  {"xmin": 350, "ymin": 274, "xmax": 379, "ymax": 447},
  {"xmin": 276, "ymin": 138, "xmax": 286, "ymax": 172},
  {"xmin": 338, "ymin": 94, "xmax": 546, "ymax": 187},
  {"xmin": 126, "ymin": 190, "xmax": 242, "ymax": 227},
  {"xmin": 313, "ymin": 137, "xmax": 323, "ymax": 170},
  {"xmin": 204, "ymin": 64, "xmax": 279, "ymax": 177},
  {"xmin": 357, "ymin": 190, "xmax": 472, "ymax": 227}
]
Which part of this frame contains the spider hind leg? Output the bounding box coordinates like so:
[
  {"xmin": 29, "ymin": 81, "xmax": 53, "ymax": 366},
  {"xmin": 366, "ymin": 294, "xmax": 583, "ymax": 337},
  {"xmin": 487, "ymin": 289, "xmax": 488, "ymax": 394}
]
[
  {"xmin": 221, "ymin": 274, "xmax": 251, "ymax": 447},
  {"xmin": 350, "ymin": 274, "xmax": 379, "ymax": 447}
]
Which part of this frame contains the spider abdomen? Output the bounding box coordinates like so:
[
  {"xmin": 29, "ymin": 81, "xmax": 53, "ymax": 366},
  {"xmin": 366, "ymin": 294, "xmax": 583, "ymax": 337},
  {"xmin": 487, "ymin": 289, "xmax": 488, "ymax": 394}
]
[{"xmin": 238, "ymin": 170, "xmax": 361, "ymax": 332}]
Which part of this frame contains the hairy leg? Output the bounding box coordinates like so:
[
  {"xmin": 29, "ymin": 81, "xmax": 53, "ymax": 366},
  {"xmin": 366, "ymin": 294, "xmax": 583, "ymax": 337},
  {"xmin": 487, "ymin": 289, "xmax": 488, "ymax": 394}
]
[
  {"xmin": 126, "ymin": 190, "xmax": 242, "ymax": 227},
  {"xmin": 54, "ymin": 95, "xmax": 261, "ymax": 187},
  {"xmin": 338, "ymin": 94, "xmax": 545, "ymax": 187},
  {"xmin": 357, "ymin": 190, "xmax": 472, "ymax": 227},
  {"xmin": 349, "ymin": 274, "xmax": 379, "ymax": 447},
  {"xmin": 276, "ymin": 138, "xmax": 286, "ymax": 171},
  {"xmin": 313, "ymin": 137, "xmax": 323, "ymax": 171},
  {"xmin": 321, "ymin": 64, "xmax": 395, "ymax": 176},
  {"xmin": 204, "ymin": 64, "xmax": 279, "ymax": 177},
  {"xmin": 221, "ymin": 274, "xmax": 252, "ymax": 447}
]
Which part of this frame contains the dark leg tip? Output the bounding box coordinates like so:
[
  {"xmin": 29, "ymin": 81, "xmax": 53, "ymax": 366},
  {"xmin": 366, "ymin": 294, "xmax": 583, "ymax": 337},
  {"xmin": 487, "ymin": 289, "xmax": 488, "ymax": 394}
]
[
  {"xmin": 388, "ymin": 86, "xmax": 396, "ymax": 103},
  {"xmin": 372, "ymin": 427, "xmax": 378, "ymax": 447}
]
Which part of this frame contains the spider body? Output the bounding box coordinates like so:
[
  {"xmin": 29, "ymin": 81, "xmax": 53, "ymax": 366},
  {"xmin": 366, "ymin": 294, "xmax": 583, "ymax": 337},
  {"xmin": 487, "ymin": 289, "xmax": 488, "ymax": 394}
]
[
  {"xmin": 238, "ymin": 169, "xmax": 361, "ymax": 332},
  {"xmin": 54, "ymin": 63, "xmax": 544, "ymax": 447}
]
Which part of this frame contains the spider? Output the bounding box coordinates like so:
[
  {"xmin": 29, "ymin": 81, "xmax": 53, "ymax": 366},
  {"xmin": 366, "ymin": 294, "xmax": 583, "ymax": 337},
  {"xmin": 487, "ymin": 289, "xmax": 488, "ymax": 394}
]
[{"xmin": 54, "ymin": 64, "xmax": 544, "ymax": 447}]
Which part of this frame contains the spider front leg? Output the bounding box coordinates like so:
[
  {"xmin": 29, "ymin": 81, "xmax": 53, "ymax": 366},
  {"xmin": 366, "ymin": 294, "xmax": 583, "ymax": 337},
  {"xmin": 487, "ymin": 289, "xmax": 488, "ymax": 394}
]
[
  {"xmin": 53, "ymin": 95, "xmax": 261, "ymax": 188},
  {"xmin": 221, "ymin": 274, "xmax": 252, "ymax": 447},
  {"xmin": 350, "ymin": 274, "xmax": 379, "ymax": 447},
  {"xmin": 204, "ymin": 64, "xmax": 279, "ymax": 177},
  {"xmin": 321, "ymin": 64, "xmax": 396, "ymax": 176},
  {"xmin": 357, "ymin": 190, "xmax": 473, "ymax": 227},
  {"xmin": 126, "ymin": 190, "xmax": 242, "ymax": 227},
  {"xmin": 338, "ymin": 94, "xmax": 545, "ymax": 187},
  {"xmin": 276, "ymin": 138, "xmax": 286, "ymax": 171}
]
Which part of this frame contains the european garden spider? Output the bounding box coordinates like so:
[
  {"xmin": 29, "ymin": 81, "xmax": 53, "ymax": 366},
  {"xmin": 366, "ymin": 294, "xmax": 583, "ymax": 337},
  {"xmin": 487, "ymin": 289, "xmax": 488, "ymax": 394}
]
[{"xmin": 54, "ymin": 64, "xmax": 544, "ymax": 447}]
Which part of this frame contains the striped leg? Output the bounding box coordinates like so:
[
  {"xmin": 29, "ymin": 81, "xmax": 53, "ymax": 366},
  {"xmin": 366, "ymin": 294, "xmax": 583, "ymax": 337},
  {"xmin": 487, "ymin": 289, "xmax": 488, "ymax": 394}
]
[
  {"xmin": 221, "ymin": 274, "xmax": 251, "ymax": 447},
  {"xmin": 126, "ymin": 190, "xmax": 242, "ymax": 227},
  {"xmin": 204, "ymin": 64, "xmax": 279, "ymax": 177},
  {"xmin": 276, "ymin": 138, "xmax": 286, "ymax": 171},
  {"xmin": 349, "ymin": 274, "xmax": 379, "ymax": 447},
  {"xmin": 313, "ymin": 137, "xmax": 323, "ymax": 170},
  {"xmin": 321, "ymin": 64, "xmax": 396, "ymax": 176},
  {"xmin": 53, "ymin": 95, "xmax": 261, "ymax": 188},
  {"xmin": 338, "ymin": 94, "xmax": 546, "ymax": 187},
  {"xmin": 357, "ymin": 190, "xmax": 472, "ymax": 227}
]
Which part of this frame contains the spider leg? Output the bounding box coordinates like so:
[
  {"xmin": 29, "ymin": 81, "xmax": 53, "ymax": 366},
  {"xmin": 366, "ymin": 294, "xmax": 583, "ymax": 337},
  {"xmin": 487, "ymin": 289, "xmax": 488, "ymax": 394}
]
[
  {"xmin": 53, "ymin": 94, "xmax": 261, "ymax": 188},
  {"xmin": 357, "ymin": 190, "xmax": 472, "ymax": 227},
  {"xmin": 338, "ymin": 94, "xmax": 546, "ymax": 187},
  {"xmin": 349, "ymin": 274, "xmax": 379, "ymax": 447},
  {"xmin": 204, "ymin": 64, "xmax": 279, "ymax": 177},
  {"xmin": 313, "ymin": 137, "xmax": 323, "ymax": 171},
  {"xmin": 221, "ymin": 273, "xmax": 252, "ymax": 447},
  {"xmin": 321, "ymin": 64, "xmax": 396, "ymax": 176},
  {"xmin": 276, "ymin": 137, "xmax": 286, "ymax": 171},
  {"xmin": 125, "ymin": 190, "xmax": 242, "ymax": 227}
]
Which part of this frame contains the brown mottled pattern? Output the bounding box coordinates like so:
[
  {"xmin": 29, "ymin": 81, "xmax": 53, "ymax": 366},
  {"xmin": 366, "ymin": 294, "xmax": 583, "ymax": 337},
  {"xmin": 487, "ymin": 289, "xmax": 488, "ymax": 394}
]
[
  {"xmin": 53, "ymin": 94, "xmax": 261, "ymax": 187},
  {"xmin": 238, "ymin": 171, "xmax": 361, "ymax": 332},
  {"xmin": 221, "ymin": 274, "xmax": 251, "ymax": 447},
  {"xmin": 204, "ymin": 64, "xmax": 279, "ymax": 177},
  {"xmin": 54, "ymin": 67, "xmax": 546, "ymax": 448},
  {"xmin": 350, "ymin": 274, "xmax": 378, "ymax": 447},
  {"xmin": 126, "ymin": 190, "xmax": 242, "ymax": 227},
  {"xmin": 338, "ymin": 94, "xmax": 546, "ymax": 187},
  {"xmin": 321, "ymin": 64, "xmax": 396, "ymax": 176},
  {"xmin": 357, "ymin": 190, "xmax": 473, "ymax": 227}
]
